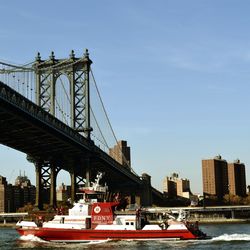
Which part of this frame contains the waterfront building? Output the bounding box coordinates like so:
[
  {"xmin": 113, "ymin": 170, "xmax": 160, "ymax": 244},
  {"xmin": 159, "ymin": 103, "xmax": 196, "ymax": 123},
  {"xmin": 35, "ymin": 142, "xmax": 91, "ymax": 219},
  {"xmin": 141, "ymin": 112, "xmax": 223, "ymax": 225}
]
[
  {"xmin": 163, "ymin": 173, "xmax": 191, "ymax": 199},
  {"xmin": 57, "ymin": 183, "xmax": 71, "ymax": 202},
  {"xmin": 202, "ymin": 155, "xmax": 228, "ymax": 200},
  {"xmin": 0, "ymin": 173, "xmax": 35, "ymax": 212},
  {"xmin": 202, "ymin": 156, "xmax": 247, "ymax": 201},
  {"xmin": 0, "ymin": 176, "xmax": 7, "ymax": 212},
  {"xmin": 228, "ymin": 159, "xmax": 246, "ymax": 197},
  {"xmin": 15, "ymin": 172, "xmax": 31, "ymax": 187},
  {"xmin": 109, "ymin": 140, "xmax": 131, "ymax": 169}
]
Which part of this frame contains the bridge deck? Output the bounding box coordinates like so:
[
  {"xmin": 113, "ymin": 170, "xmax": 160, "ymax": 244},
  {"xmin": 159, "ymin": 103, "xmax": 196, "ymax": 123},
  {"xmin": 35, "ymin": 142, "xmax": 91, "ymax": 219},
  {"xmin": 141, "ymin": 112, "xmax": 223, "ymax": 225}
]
[{"xmin": 0, "ymin": 81, "xmax": 143, "ymax": 189}]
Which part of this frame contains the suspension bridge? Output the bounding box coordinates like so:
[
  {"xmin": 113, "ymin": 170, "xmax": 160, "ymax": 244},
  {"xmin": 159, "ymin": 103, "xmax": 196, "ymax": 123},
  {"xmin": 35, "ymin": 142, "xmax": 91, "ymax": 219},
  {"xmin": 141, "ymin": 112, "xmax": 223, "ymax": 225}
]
[{"xmin": 0, "ymin": 50, "xmax": 164, "ymax": 209}]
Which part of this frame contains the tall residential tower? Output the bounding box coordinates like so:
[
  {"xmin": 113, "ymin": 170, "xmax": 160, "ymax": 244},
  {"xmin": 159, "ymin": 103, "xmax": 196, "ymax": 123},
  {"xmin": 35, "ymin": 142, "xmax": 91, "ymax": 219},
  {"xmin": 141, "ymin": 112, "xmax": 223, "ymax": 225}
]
[
  {"xmin": 202, "ymin": 155, "xmax": 228, "ymax": 200},
  {"xmin": 228, "ymin": 159, "xmax": 246, "ymax": 197}
]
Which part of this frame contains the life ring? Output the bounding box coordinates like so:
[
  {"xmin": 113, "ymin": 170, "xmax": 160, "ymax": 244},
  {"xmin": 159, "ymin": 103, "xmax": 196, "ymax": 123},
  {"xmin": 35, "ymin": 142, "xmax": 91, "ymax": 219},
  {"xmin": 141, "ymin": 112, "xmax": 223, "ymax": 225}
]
[{"xmin": 94, "ymin": 206, "xmax": 101, "ymax": 214}]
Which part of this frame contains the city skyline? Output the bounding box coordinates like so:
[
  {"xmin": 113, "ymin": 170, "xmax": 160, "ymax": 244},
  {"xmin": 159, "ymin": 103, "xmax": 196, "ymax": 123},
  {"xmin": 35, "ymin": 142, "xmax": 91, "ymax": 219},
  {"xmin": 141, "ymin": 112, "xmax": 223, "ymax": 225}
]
[
  {"xmin": 0, "ymin": 146, "xmax": 247, "ymax": 195},
  {"xmin": 1, "ymin": 1, "xmax": 250, "ymax": 193}
]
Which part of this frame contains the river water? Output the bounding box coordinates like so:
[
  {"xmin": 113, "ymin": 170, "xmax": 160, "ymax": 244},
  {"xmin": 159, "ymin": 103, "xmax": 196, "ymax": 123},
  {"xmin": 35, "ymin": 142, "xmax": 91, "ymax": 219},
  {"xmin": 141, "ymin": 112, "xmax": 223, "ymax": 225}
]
[{"xmin": 1, "ymin": 223, "xmax": 250, "ymax": 249}]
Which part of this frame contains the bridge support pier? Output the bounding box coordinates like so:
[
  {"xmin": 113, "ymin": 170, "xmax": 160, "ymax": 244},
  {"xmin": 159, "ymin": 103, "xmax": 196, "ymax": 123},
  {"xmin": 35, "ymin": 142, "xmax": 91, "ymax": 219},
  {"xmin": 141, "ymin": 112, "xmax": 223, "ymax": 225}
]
[
  {"xmin": 50, "ymin": 165, "xmax": 58, "ymax": 208},
  {"xmin": 35, "ymin": 163, "xmax": 42, "ymax": 210},
  {"xmin": 85, "ymin": 158, "xmax": 91, "ymax": 187},
  {"xmin": 140, "ymin": 173, "xmax": 152, "ymax": 206},
  {"xmin": 35, "ymin": 162, "xmax": 60, "ymax": 210},
  {"xmin": 70, "ymin": 170, "xmax": 76, "ymax": 204}
]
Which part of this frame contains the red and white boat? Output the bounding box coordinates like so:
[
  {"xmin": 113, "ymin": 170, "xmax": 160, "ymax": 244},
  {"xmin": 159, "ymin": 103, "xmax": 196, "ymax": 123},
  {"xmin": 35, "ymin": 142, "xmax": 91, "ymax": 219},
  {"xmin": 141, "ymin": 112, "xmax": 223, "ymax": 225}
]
[{"xmin": 16, "ymin": 174, "xmax": 209, "ymax": 242}]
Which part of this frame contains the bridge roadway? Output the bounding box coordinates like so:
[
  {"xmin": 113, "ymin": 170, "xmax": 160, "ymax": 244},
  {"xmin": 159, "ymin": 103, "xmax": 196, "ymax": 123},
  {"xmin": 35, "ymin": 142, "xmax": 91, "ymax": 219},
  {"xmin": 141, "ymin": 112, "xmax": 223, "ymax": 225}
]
[{"xmin": 0, "ymin": 81, "xmax": 163, "ymax": 206}]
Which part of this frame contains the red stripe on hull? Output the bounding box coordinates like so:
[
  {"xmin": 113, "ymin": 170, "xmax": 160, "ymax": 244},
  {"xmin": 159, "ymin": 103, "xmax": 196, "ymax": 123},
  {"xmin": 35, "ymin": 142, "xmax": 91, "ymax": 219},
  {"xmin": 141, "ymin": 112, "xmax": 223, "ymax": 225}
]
[{"xmin": 17, "ymin": 227, "xmax": 197, "ymax": 242}]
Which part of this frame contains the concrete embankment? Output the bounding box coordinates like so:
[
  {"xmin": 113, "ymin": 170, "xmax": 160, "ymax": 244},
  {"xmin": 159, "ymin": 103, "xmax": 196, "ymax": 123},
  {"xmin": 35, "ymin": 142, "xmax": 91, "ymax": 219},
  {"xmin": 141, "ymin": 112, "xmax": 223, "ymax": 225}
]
[
  {"xmin": 0, "ymin": 223, "xmax": 16, "ymax": 228},
  {"xmin": 190, "ymin": 218, "xmax": 250, "ymax": 224}
]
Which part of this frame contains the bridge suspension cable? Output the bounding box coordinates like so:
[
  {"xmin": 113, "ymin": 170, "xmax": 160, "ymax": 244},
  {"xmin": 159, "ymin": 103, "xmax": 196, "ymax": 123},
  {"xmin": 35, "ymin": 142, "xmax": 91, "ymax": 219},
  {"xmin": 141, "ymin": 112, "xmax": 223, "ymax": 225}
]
[
  {"xmin": 0, "ymin": 60, "xmax": 34, "ymax": 72},
  {"xmin": 90, "ymin": 106, "xmax": 109, "ymax": 149},
  {"xmin": 0, "ymin": 60, "xmax": 36, "ymax": 102},
  {"xmin": 90, "ymin": 69, "xmax": 139, "ymax": 176},
  {"xmin": 0, "ymin": 59, "xmax": 72, "ymax": 125}
]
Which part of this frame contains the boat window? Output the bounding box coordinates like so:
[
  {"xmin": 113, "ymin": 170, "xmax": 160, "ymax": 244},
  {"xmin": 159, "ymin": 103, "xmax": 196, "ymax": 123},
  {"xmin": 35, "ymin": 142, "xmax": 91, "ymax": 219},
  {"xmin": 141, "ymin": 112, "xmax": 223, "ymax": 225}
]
[
  {"xmin": 126, "ymin": 222, "xmax": 129, "ymax": 225},
  {"xmin": 116, "ymin": 218, "xmax": 122, "ymax": 225},
  {"xmin": 131, "ymin": 222, "xmax": 134, "ymax": 225}
]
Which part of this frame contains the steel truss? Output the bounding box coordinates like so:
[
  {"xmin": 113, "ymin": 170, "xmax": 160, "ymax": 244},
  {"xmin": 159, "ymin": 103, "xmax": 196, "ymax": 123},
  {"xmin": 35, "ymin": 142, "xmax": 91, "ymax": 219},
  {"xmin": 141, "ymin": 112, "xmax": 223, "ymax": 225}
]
[{"xmin": 34, "ymin": 50, "xmax": 92, "ymax": 139}]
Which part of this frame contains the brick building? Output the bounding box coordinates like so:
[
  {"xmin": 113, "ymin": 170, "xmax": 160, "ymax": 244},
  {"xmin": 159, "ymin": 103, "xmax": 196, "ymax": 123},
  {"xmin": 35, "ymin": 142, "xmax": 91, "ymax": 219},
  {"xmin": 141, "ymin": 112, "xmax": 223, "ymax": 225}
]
[
  {"xmin": 0, "ymin": 174, "xmax": 35, "ymax": 212},
  {"xmin": 202, "ymin": 155, "xmax": 247, "ymax": 201},
  {"xmin": 163, "ymin": 173, "xmax": 191, "ymax": 198},
  {"xmin": 56, "ymin": 183, "xmax": 71, "ymax": 202},
  {"xmin": 0, "ymin": 176, "xmax": 7, "ymax": 212},
  {"xmin": 228, "ymin": 159, "xmax": 246, "ymax": 197},
  {"xmin": 202, "ymin": 155, "xmax": 228, "ymax": 200},
  {"xmin": 109, "ymin": 140, "xmax": 131, "ymax": 168}
]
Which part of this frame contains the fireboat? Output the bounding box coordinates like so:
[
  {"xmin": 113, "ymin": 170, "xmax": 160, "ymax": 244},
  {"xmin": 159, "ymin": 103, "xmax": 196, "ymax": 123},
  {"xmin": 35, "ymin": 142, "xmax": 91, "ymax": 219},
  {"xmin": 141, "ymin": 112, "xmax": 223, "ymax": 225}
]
[{"xmin": 16, "ymin": 173, "xmax": 210, "ymax": 242}]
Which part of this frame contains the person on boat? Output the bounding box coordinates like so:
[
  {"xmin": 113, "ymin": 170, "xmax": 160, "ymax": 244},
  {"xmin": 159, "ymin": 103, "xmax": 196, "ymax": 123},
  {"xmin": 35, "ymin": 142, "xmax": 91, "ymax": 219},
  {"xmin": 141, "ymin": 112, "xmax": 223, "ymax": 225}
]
[
  {"xmin": 56, "ymin": 206, "xmax": 64, "ymax": 215},
  {"xmin": 37, "ymin": 216, "xmax": 44, "ymax": 227}
]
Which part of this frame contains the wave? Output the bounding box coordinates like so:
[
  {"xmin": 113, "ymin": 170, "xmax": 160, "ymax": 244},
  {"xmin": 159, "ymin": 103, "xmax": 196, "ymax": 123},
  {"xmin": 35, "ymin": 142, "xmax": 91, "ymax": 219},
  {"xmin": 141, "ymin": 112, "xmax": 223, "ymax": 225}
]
[
  {"xmin": 19, "ymin": 234, "xmax": 46, "ymax": 243},
  {"xmin": 78, "ymin": 239, "xmax": 111, "ymax": 245},
  {"xmin": 212, "ymin": 233, "xmax": 250, "ymax": 241}
]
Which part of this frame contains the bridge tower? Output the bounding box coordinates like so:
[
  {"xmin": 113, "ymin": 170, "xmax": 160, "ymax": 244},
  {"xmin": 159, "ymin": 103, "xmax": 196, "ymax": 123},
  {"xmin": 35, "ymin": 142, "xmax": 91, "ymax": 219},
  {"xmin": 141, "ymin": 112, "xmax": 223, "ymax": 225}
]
[
  {"xmin": 33, "ymin": 50, "xmax": 93, "ymax": 209},
  {"xmin": 34, "ymin": 49, "xmax": 92, "ymax": 138}
]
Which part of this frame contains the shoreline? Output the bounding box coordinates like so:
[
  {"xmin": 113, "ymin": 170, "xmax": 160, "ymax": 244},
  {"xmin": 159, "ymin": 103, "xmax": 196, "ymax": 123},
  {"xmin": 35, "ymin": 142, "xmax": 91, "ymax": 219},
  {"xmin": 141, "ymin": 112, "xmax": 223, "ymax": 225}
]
[
  {"xmin": 190, "ymin": 218, "xmax": 250, "ymax": 224},
  {"xmin": 0, "ymin": 223, "xmax": 16, "ymax": 228}
]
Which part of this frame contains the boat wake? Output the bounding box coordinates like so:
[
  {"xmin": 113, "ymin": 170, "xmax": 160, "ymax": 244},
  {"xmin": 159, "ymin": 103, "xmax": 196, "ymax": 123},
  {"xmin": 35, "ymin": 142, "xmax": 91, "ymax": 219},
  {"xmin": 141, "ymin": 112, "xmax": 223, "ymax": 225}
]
[
  {"xmin": 19, "ymin": 234, "xmax": 46, "ymax": 242},
  {"xmin": 63, "ymin": 239, "xmax": 112, "ymax": 245},
  {"xmin": 212, "ymin": 233, "xmax": 250, "ymax": 241},
  {"xmin": 18, "ymin": 235, "xmax": 112, "ymax": 249},
  {"xmin": 19, "ymin": 234, "xmax": 111, "ymax": 245}
]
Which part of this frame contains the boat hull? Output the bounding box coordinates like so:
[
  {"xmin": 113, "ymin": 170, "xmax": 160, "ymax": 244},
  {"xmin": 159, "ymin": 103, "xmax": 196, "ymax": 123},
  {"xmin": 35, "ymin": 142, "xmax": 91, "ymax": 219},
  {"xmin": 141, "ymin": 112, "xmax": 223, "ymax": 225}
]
[{"xmin": 17, "ymin": 227, "xmax": 204, "ymax": 242}]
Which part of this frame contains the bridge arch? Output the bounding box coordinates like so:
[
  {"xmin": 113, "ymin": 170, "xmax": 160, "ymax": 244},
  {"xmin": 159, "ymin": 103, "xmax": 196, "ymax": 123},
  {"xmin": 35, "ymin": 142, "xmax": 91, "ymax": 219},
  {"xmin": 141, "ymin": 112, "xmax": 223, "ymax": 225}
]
[
  {"xmin": 55, "ymin": 74, "xmax": 71, "ymax": 126},
  {"xmin": 56, "ymin": 169, "xmax": 71, "ymax": 205}
]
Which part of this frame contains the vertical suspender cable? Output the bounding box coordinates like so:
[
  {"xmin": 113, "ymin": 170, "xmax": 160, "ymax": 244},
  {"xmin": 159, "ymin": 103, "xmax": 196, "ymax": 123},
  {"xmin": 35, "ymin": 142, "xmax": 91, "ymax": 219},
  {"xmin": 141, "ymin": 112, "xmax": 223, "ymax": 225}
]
[{"xmin": 90, "ymin": 69, "xmax": 138, "ymax": 175}]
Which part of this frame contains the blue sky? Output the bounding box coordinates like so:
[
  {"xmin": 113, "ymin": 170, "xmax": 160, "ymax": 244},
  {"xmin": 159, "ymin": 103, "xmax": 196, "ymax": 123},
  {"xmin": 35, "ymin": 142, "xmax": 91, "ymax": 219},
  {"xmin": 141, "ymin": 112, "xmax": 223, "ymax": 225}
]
[{"xmin": 0, "ymin": 0, "xmax": 250, "ymax": 193}]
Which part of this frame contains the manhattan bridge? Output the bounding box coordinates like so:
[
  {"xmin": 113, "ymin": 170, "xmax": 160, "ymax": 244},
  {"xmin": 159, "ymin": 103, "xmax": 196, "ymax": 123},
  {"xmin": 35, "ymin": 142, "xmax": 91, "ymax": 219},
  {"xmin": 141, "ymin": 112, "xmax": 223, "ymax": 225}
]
[{"xmin": 0, "ymin": 50, "xmax": 164, "ymax": 209}]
